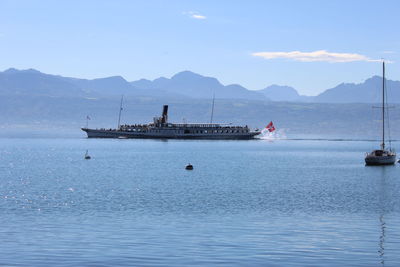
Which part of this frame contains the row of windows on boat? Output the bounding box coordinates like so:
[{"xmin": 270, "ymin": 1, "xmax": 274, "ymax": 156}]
[
  {"xmin": 120, "ymin": 124, "xmax": 147, "ymax": 128},
  {"xmin": 120, "ymin": 124, "xmax": 249, "ymax": 129},
  {"xmin": 116, "ymin": 128, "xmax": 249, "ymax": 134}
]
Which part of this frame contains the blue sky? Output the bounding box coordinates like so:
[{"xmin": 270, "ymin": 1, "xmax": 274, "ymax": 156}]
[{"xmin": 0, "ymin": 0, "xmax": 399, "ymax": 95}]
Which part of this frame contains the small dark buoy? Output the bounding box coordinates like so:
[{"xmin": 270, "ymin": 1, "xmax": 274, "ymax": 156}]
[
  {"xmin": 84, "ymin": 150, "xmax": 91, "ymax": 160},
  {"xmin": 185, "ymin": 163, "xmax": 193, "ymax": 170}
]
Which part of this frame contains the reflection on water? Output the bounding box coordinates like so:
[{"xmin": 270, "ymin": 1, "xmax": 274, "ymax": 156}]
[
  {"xmin": 378, "ymin": 168, "xmax": 388, "ymax": 266},
  {"xmin": 379, "ymin": 214, "xmax": 386, "ymax": 266}
]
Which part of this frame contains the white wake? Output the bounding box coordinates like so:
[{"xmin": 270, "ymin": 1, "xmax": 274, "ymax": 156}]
[{"xmin": 258, "ymin": 128, "xmax": 287, "ymax": 140}]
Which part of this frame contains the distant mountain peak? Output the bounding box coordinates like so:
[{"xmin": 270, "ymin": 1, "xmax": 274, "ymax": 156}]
[
  {"xmin": 108, "ymin": 75, "xmax": 125, "ymax": 80},
  {"xmin": 137, "ymin": 78, "xmax": 151, "ymax": 82},
  {"xmin": 3, "ymin": 68, "xmax": 42, "ymax": 74},
  {"xmin": 365, "ymin": 75, "xmax": 382, "ymax": 82},
  {"xmin": 261, "ymin": 84, "xmax": 299, "ymax": 95},
  {"xmin": 266, "ymin": 84, "xmax": 298, "ymax": 91},
  {"xmin": 153, "ymin": 77, "xmax": 168, "ymax": 82},
  {"xmin": 314, "ymin": 75, "xmax": 400, "ymax": 103},
  {"xmin": 26, "ymin": 68, "xmax": 41, "ymax": 73},
  {"xmin": 130, "ymin": 78, "xmax": 154, "ymax": 90},
  {"xmin": 3, "ymin": 68, "xmax": 19, "ymax": 73},
  {"xmin": 171, "ymin": 70, "xmax": 206, "ymax": 80},
  {"xmin": 257, "ymin": 84, "xmax": 316, "ymax": 102},
  {"xmin": 93, "ymin": 75, "xmax": 127, "ymax": 82}
]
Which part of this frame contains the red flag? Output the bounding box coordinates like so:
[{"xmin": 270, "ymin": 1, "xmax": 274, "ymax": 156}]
[{"xmin": 266, "ymin": 121, "xmax": 275, "ymax": 132}]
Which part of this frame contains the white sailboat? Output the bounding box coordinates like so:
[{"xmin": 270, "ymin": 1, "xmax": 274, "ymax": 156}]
[{"xmin": 365, "ymin": 61, "xmax": 396, "ymax": 165}]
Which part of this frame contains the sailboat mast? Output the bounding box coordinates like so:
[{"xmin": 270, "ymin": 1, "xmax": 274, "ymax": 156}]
[
  {"xmin": 117, "ymin": 95, "xmax": 124, "ymax": 130},
  {"xmin": 382, "ymin": 61, "xmax": 385, "ymax": 150},
  {"xmin": 210, "ymin": 93, "xmax": 215, "ymax": 124}
]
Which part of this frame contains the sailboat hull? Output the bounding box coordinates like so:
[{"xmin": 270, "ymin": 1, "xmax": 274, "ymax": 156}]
[{"xmin": 365, "ymin": 154, "xmax": 397, "ymax": 165}]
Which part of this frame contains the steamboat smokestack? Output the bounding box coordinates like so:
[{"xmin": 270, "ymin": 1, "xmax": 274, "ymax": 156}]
[{"xmin": 161, "ymin": 105, "xmax": 168, "ymax": 123}]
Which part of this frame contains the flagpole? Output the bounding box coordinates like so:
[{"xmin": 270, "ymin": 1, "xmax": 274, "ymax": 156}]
[
  {"xmin": 86, "ymin": 115, "xmax": 89, "ymax": 128},
  {"xmin": 210, "ymin": 93, "xmax": 215, "ymax": 124},
  {"xmin": 382, "ymin": 61, "xmax": 385, "ymax": 150},
  {"xmin": 117, "ymin": 95, "xmax": 124, "ymax": 130}
]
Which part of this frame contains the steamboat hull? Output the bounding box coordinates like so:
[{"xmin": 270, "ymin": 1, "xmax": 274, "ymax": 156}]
[{"xmin": 82, "ymin": 128, "xmax": 259, "ymax": 140}]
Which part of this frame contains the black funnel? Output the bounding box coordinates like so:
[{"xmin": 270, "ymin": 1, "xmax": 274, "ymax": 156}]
[{"xmin": 161, "ymin": 105, "xmax": 168, "ymax": 123}]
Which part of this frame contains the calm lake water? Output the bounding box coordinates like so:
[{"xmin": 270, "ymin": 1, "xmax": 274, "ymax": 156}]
[{"xmin": 0, "ymin": 138, "xmax": 399, "ymax": 266}]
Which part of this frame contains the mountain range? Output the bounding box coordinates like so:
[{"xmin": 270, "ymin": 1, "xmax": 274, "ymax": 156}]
[
  {"xmin": 1, "ymin": 68, "xmax": 400, "ymax": 139},
  {"xmin": 1, "ymin": 68, "xmax": 399, "ymax": 103}
]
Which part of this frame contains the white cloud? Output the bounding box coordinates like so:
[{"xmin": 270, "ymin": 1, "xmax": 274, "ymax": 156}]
[
  {"xmin": 252, "ymin": 50, "xmax": 380, "ymax": 63},
  {"xmin": 184, "ymin": 11, "xmax": 207, "ymax": 20},
  {"xmin": 192, "ymin": 14, "xmax": 206, "ymax": 19}
]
